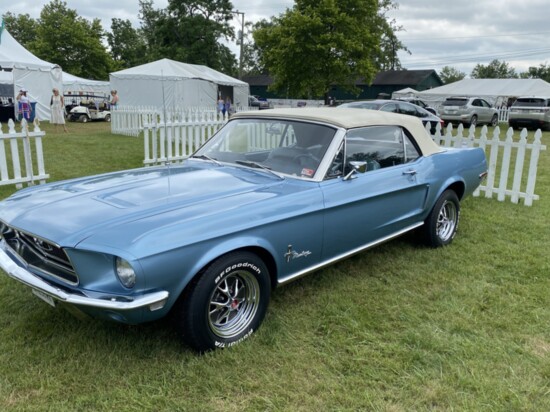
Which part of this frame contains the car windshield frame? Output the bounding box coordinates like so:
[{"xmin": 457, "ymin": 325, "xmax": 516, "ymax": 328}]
[{"xmin": 193, "ymin": 118, "xmax": 343, "ymax": 181}]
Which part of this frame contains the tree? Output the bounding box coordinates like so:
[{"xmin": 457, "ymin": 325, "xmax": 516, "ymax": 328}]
[
  {"xmin": 439, "ymin": 66, "xmax": 466, "ymax": 84},
  {"xmin": 2, "ymin": 12, "xmax": 39, "ymax": 48},
  {"xmin": 470, "ymin": 59, "xmax": 518, "ymax": 79},
  {"xmin": 253, "ymin": 0, "xmax": 403, "ymax": 101},
  {"xmin": 107, "ymin": 18, "xmax": 147, "ymax": 70},
  {"xmin": 29, "ymin": 1, "xmax": 113, "ymax": 79},
  {"xmin": 519, "ymin": 63, "xmax": 550, "ymax": 82},
  {"xmin": 138, "ymin": 0, "xmax": 237, "ymax": 75}
]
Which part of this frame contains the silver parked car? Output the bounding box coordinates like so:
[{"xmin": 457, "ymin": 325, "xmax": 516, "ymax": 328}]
[
  {"xmin": 441, "ymin": 97, "xmax": 499, "ymax": 127},
  {"xmin": 508, "ymin": 97, "xmax": 550, "ymax": 131}
]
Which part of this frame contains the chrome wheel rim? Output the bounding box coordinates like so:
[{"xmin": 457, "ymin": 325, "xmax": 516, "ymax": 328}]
[
  {"xmin": 436, "ymin": 200, "xmax": 457, "ymax": 242},
  {"xmin": 208, "ymin": 270, "xmax": 260, "ymax": 339}
]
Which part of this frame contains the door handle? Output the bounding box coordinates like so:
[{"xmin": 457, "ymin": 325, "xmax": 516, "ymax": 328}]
[{"xmin": 402, "ymin": 170, "xmax": 417, "ymax": 176}]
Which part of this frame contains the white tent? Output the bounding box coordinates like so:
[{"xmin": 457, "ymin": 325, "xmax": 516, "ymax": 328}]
[
  {"xmin": 62, "ymin": 72, "xmax": 110, "ymax": 96},
  {"xmin": 0, "ymin": 28, "xmax": 62, "ymax": 120},
  {"xmin": 417, "ymin": 78, "xmax": 550, "ymax": 108},
  {"xmin": 109, "ymin": 58, "xmax": 249, "ymax": 109},
  {"xmin": 392, "ymin": 87, "xmax": 418, "ymax": 99}
]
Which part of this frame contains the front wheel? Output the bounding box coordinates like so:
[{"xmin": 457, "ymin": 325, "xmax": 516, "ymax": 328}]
[
  {"xmin": 175, "ymin": 251, "xmax": 271, "ymax": 351},
  {"xmin": 490, "ymin": 114, "xmax": 498, "ymax": 127},
  {"xmin": 421, "ymin": 190, "xmax": 460, "ymax": 247}
]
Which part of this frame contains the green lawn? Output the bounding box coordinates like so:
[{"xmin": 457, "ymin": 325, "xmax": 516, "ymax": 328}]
[{"xmin": 0, "ymin": 122, "xmax": 549, "ymax": 411}]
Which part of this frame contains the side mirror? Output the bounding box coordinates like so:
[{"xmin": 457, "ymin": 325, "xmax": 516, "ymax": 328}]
[{"xmin": 343, "ymin": 161, "xmax": 367, "ymax": 180}]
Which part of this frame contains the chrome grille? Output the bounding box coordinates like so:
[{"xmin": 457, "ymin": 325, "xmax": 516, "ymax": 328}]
[{"xmin": 0, "ymin": 222, "xmax": 78, "ymax": 285}]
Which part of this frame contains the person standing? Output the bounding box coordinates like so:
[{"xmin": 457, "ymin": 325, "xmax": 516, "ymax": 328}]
[
  {"xmin": 217, "ymin": 97, "xmax": 224, "ymax": 116},
  {"xmin": 110, "ymin": 90, "xmax": 119, "ymax": 108},
  {"xmin": 50, "ymin": 88, "xmax": 68, "ymax": 133},
  {"xmin": 16, "ymin": 88, "xmax": 32, "ymax": 121},
  {"xmin": 224, "ymin": 97, "xmax": 232, "ymax": 117}
]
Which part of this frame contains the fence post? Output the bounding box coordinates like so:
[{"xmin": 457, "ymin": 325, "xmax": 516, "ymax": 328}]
[{"xmin": 524, "ymin": 130, "xmax": 544, "ymax": 206}]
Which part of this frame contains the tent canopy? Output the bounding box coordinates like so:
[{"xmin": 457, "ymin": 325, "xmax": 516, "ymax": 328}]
[
  {"xmin": 0, "ymin": 28, "xmax": 62, "ymax": 120},
  {"xmin": 62, "ymin": 72, "xmax": 110, "ymax": 95},
  {"xmin": 417, "ymin": 78, "xmax": 550, "ymax": 107},
  {"xmin": 109, "ymin": 58, "xmax": 249, "ymax": 109}
]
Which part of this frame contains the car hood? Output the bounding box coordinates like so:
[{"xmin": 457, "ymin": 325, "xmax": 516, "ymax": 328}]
[{"xmin": 0, "ymin": 161, "xmax": 285, "ymax": 247}]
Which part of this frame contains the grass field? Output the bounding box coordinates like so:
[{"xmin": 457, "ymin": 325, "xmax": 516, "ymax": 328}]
[{"xmin": 0, "ymin": 121, "xmax": 548, "ymax": 411}]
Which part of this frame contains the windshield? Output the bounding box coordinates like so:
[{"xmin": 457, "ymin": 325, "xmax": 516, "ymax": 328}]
[
  {"xmin": 194, "ymin": 118, "xmax": 336, "ymax": 179},
  {"xmin": 443, "ymin": 98, "xmax": 468, "ymax": 106},
  {"xmin": 512, "ymin": 98, "xmax": 550, "ymax": 107}
]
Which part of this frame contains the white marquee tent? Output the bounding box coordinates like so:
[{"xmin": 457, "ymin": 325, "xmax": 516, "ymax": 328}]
[
  {"xmin": 415, "ymin": 78, "xmax": 550, "ymax": 108},
  {"xmin": 0, "ymin": 27, "xmax": 62, "ymax": 120},
  {"xmin": 109, "ymin": 58, "xmax": 249, "ymax": 109},
  {"xmin": 62, "ymin": 72, "xmax": 110, "ymax": 96}
]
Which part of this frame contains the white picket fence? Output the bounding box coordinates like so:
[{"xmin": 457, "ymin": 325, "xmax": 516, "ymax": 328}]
[
  {"xmin": 429, "ymin": 123, "xmax": 546, "ymax": 206},
  {"xmin": 143, "ymin": 110, "xmax": 228, "ymax": 165},
  {"xmin": 112, "ymin": 105, "xmax": 246, "ymax": 137},
  {"xmin": 0, "ymin": 119, "xmax": 49, "ymax": 188}
]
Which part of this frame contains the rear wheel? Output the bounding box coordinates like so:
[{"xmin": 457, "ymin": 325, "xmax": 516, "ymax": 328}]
[
  {"xmin": 175, "ymin": 251, "xmax": 271, "ymax": 351},
  {"xmin": 421, "ymin": 190, "xmax": 460, "ymax": 247},
  {"xmin": 468, "ymin": 115, "xmax": 478, "ymax": 128},
  {"xmin": 79, "ymin": 115, "xmax": 89, "ymax": 123}
]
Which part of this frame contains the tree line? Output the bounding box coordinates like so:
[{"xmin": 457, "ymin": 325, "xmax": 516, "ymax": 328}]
[
  {"xmin": 437, "ymin": 60, "xmax": 550, "ymax": 84},
  {"xmin": 4, "ymin": 0, "xmax": 549, "ymax": 99}
]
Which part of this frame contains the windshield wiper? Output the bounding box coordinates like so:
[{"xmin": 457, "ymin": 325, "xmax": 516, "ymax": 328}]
[
  {"xmin": 190, "ymin": 154, "xmax": 221, "ymax": 166},
  {"xmin": 235, "ymin": 160, "xmax": 284, "ymax": 180}
]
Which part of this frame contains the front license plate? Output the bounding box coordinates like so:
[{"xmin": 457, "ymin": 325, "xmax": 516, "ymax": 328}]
[{"xmin": 32, "ymin": 289, "xmax": 56, "ymax": 307}]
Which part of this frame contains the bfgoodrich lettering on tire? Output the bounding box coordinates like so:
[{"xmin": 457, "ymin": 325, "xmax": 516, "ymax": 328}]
[
  {"xmin": 421, "ymin": 190, "xmax": 460, "ymax": 248},
  {"xmin": 176, "ymin": 251, "xmax": 271, "ymax": 351}
]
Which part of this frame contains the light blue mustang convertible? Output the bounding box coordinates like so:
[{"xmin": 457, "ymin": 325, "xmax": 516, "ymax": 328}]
[{"xmin": 0, "ymin": 108, "xmax": 487, "ymax": 351}]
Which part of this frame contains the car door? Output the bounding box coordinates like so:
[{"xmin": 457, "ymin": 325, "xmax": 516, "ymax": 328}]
[
  {"xmin": 479, "ymin": 99, "xmax": 494, "ymax": 122},
  {"xmin": 319, "ymin": 125, "xmax": 430, "ymax": 261}
]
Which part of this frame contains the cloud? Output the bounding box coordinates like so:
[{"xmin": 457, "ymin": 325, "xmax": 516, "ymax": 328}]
[{"xmin": 3, "ymin": 0, "xmax": 549, "ymax": 76}]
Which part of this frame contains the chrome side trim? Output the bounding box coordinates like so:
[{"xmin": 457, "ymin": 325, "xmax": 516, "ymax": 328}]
[
  {"xmin": 278, "ymin": 222, "xmax": 424, "ymax": 285},
  {"xmin": 0, "ymin": 246, "xmax": 169, "ymax": 311}
]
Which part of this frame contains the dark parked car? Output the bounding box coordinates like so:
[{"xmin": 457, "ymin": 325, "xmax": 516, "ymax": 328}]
[
  {"xmin": 338, "ymin": 99, "xmax": 443, "ymax": 134},
  {"xmin": 0, "ymin": 108, "xmax": 487, "ymax": 351},
  {"xmin": 440, "ymin": 97, "xmax": 499, "ymax": 127},
  {"xmin": 394, "ymin": 97, "xmax": 439, "ymax": 116},
  {"xmin": 248, "ymin": 95, "xmax": 271, "ymax": 110}
]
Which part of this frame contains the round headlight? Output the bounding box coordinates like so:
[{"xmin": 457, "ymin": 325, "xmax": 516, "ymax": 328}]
[{"xmin": 115, "ymin": 257, "xmax": 136, "ymax": 288}]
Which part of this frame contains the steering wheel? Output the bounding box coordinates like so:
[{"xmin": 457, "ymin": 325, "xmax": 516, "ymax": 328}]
[{"xmin": 292, "ymin": 153, "xmax": 319, "ymax": 165}]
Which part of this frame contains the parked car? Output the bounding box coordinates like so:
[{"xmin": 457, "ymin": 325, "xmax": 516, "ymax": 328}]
[
  {"xmin": 248, "ymin": 95, "xmax": 271, "ymax": 110},
  {"xmin": 68, "ymin": 101, "xmax": 111, "ymax": 123},
  {"xmin": 394, "ymin": 97, "xmax": 439, "ymax": 116},
  {"xmin": 338, "ymin": 99, "xmax": 444, "ymax": 134},
  {"xmin": 508, "ymin": 96, "xmax": 550, "ymax": 131},
  {"xmin": 0, "ymin": 108, "xmax": 487, "ymax": 351},
  {"xmin": 440, "ymin": 97, "xmax": 498, "ymax": 127}
]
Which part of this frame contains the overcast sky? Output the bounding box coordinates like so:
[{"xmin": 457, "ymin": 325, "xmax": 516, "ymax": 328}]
[{"xmin": 3, "ymin": 0, "xmax": 550, "ymax": 76}]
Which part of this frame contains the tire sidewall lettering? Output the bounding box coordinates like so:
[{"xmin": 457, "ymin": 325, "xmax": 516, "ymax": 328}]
[{"xmin": 215, "ymin": 261, "xmax": 261, "ymax": 284}]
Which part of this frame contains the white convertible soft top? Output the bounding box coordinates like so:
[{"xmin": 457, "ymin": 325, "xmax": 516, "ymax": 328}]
[{"xmin": 232, "ymin": 107, "xmax": 444, "ymax": 156}]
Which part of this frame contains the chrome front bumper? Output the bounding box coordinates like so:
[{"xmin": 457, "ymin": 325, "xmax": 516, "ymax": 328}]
[{"xmin": 0, "ymin": 245, "xmax": 169, "ymax": 311}]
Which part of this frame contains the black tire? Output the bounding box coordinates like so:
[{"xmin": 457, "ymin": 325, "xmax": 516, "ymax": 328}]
[
  {"xmin": 468, "ymin": 115, "xmax": 478, "ymax": 128},
  {"xmin": 421, "ymin": 190, "xmax": 460, "ymax": 247},
  {"xmin": 490, "ymin": 114, "xmax": 498, "ymax": 127},
  {"xmin": 104, "ymin": 114, "xmax": 111, "ymax": 122},
  {"xmin": 79, "ymin": 115, "xmax": 89, "ymax": 123},
  {"xmin": 176, "ymin": 251, "xmax": 271, "ymax": 351}
]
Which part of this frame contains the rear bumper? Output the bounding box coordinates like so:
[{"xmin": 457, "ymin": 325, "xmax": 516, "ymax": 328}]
[{"xmin": 0, "ymin": 242, "xmax": 169, "ymax": 312}]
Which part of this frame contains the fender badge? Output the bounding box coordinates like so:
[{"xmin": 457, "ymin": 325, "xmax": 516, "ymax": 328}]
[{"xmin": 285, "ymin": 244, "xmax": 312, "ymax": 263}]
